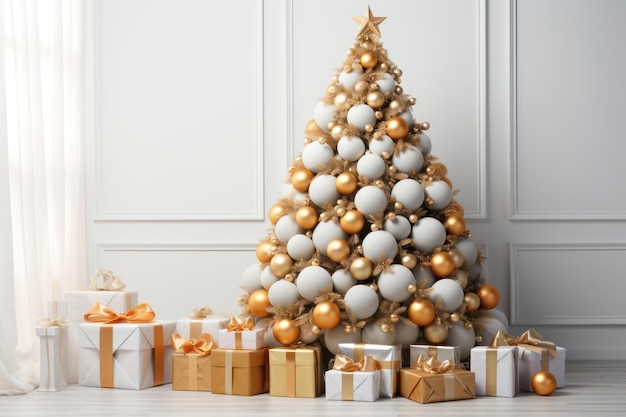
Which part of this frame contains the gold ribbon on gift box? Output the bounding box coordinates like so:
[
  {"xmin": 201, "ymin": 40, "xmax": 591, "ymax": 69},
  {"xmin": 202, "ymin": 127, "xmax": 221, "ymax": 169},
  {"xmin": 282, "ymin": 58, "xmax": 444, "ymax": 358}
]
[
  {"xmin": 88, "ymin": 269, "xmax": 127, "ymax": 291},
  {"xmin": 490, "ymin": 328, "xmax": 556, "ymax": 373},
  {"xmin": 351, "ymin": 343, "xmax": 401, "ymax": 394},
  {"xmin": 37, "ymin": 316, "xmax": 69, "ymax": 390},
  {"xmin": 334, "ymin": 354, "xmax": 381, "ymax": 401},
  {"xmin": 187, "ymin": 306, "xmax": 214, "ymax": 339},
  {"xmin": 171, "ymin": 333, "xmax": 215, "ymax": 391},
  {"xmin": 84, "ymin": 302, "xmax": 164, "ymax": 388},
  {"xmin": 226, "ymin": 316, "xmax": 254, "ymax": 349}
]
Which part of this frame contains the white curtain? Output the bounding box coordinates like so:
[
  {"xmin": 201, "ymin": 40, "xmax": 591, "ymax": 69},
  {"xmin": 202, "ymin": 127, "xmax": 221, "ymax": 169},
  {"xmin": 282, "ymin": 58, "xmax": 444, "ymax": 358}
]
[{"xmin": 0, "ymin": 0, "xmax": 85, "ymax": 395}]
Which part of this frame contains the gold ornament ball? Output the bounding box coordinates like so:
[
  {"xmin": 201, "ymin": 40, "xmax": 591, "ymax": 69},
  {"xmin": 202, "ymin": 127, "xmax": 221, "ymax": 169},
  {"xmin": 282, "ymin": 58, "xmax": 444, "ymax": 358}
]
[
  {"xmin": 389, "ymin": 99, "xmax": 405, "ymax": 113},
  {"xmin": 407, "ymin": 299, "xmax": 436, "ymax": 326},
  {"xmin": 423, "ymin": 322, "xmax": 449, "ymax": 344},
  {"xmin": 427, "ymin": 162, "xmax": 448, "ymax": 176},
  {"xmin": 306, "ymin": 119, "xmax": 323, "ymax": 137},
  {"xmin": 477, "ymin": 284, "xmax": 500, "ymax": 310},
  {"xmin": 360, "ymin": 51, "xmax": 378, "ymax": 69},
  {"xmin": 421, "ymin": 121, "xmax": 431, "ymax": 130},
  {"xmin": 464, "ymin": 292, "xmax": 481, "ymax": 313},
  {"xmin": 354, "ymin": 80, "xmax": 369, "ymax": 94},
  {"xmin": 291, "ymin": 168, "xmax": 314, "ymax": 193},
  {"xmin": 450, "ymin": 313, "xmax": 460, "ymax": 322},
  {"xmin": 327, "ymin": 238, "xmax": 350, "ymax": 263},
  {"xmin": 401, "ymin": 253, "xmax": 418, "ymax": 270},
  {"xmin": 449, "ymin": 202, "xmax": 465, "ymax": 216},
  {"xmin": 336, "ymin": 172, "xmax": 358, "ymax": 195},
  {"xmin": 270, "ymin": 253, "xmax": 293, "ymax": 278},
  {"xmin": 451, "ymin": 269, "xmax": 469, "ymax": 289},
  {"xmin": 295, "ymin": 206, "xmax": 318, "ymax": 229},
  {"xmin": 366, "ymin": 91, "xmax": 385, "ymax": 109},
  {"xmin": 531, "ymin": 371, "xmax": 557, "ymax": 396},
  {"xmin": 430, "ymin": 252, "xmax": 456, "ymax": 278},
  {"xmin": 256, "ymin": 241, "xmax": 275, "ymax": 263},
  {"xmin": 445, "ymin": 213, "xmax": 467, "ymax": 236},
  {"xmin": 334, "ymin": 93, "xmax": 349, "ymax": 110},
  {"xmin": 340, "ymin": 209, "xmax": 365, "ymax": 234},
  {"xmin": 273, "ymin": 318, "xmax": 300, "ymax": 345},
  {"xmin": 350, "ymin": 257, "xmax": 373, "ymax": 281},
  {"xmin": 386, "ymin": 117, "xmax": 409, "ymax": 140},
  {"xmin": 248, "ymin": 289, "xmax": 271, "ymax": 317},
  {"xmin": 312, "ymin": 301, "xmax": 341, "ymax": 329},
  {"xmin": 449, "ymin": 247, "xmax": 465, "ymax": 268},
  {"xmin": 269, "ymin": 204, "xmax": 287, "ymax": 225}
]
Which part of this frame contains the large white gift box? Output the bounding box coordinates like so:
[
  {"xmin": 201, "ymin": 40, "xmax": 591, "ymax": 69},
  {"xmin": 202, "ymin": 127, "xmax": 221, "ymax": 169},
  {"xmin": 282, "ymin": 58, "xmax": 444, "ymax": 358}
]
[
  {"xmin": 36, "ymin": 325, "xmax": 68, "ymax": 392},
  {"xmin": 519, "ymin": 346, "xmax": 566, "ymax": 391},
  {"xmin": 470, "ymin": 346, "xmax": 518, "ymax": 397},
  {"xmin": 78, "ymin": 321, "xmax": 176, "ymax": 390},
  {"xmin": 325, "ymin": 369, "xmax": 380, "ymax": 402},
  {"xmin": 409, "ymin": 345, "xmax": 460, "ymax": 367},
  {"xmin": 338, "ymin": 343, "xmax": 401, "ymax": 398}
]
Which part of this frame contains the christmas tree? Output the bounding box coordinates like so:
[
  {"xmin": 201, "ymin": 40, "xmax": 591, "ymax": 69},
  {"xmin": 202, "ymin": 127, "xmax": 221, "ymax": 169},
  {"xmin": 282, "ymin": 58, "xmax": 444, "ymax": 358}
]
[{"xmin": 239, "ymin": 6, "xmax": 500, "ymax": 362}]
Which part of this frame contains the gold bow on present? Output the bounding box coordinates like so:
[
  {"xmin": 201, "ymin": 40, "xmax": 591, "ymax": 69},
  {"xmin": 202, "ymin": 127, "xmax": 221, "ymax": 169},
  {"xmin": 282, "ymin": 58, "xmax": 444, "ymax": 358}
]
[
  {"xmin": 412, "ymin": 354, "xmax": 457, "ymax": 374},
  {"xmin": 83, "ymin": 302, "xmax": 156, "ymax": 324},
  {"xmin": 489, "ymin": 329, "xmax": 557, "ymax": 358},
  {"xmin": 88, "ymin": 269, "xmax": 127, "ymax": 291},
  {"xmin": 333, "ymin": 354, "xmax": 381, "ymax": 372},
  {"xmin": 191, "ymin": 306, "xmax": 213, "ymax": 318},
  {"xmin": 37, "ymin": 316, "xmax": 69, "ymax": 328},
  {"xmin": 226, "ymin": 316, "xmax": 254, "ymax": 332},
  {"xmin": 171, "ymin": 333, "xmax": 215, "ymax": 357}
]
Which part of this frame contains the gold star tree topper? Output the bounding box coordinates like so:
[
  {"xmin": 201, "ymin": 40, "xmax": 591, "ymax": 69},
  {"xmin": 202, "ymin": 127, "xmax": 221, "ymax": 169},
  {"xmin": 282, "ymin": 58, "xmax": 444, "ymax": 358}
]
[{"xmin": 353, "ymin": 6, "xmax": 386, "ymax": 39}]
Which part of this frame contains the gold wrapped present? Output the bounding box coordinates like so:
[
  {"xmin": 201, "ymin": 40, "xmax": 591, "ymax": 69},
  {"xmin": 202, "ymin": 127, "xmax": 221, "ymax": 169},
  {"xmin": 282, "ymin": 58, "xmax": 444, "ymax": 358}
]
[
  {"xmin": 217, "ymin": 317, "xmax": 265, "ymax": 350},
  {"xmin": 325, "ymin": 354, "xmax": 381, "ymax": 402},
  {"xmin": 171, "ymin": 333, "xmax": 215, "ymax": 391},
  {"xmin": 400, "ymin": 354, "xmax": 475, "ymax": 404},
  {"xmin": 211, "ymin": 348, "xmax": 268, "ymax": 396},
  {"xmin": 338, "ymin": 343, "xmax": 401, "ymax": 398},
  {"xmin": 269, "ymin": 346, "xmax": 323, "ymax": 398}
]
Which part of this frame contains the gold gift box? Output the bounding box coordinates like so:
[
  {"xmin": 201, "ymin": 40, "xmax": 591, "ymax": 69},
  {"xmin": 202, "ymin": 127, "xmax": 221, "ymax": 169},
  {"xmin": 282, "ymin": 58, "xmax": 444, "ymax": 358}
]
[
  {"xmin": 172, "ymin": 353, "xmax": 211, "ymax": 391},
  {"xmin": 210, "ymin": 348, "xmax": 268, "ymax": 396},
  {"xmin": 269, "ymin": 346, "xmax": 323, "ymax": 398},
  {"xmin": 399, "ymin": 368, "xmax": 476, "ymax": 404}
]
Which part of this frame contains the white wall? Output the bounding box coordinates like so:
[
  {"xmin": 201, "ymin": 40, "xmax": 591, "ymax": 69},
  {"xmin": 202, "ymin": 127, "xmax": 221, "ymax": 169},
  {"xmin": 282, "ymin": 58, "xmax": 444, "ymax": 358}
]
[{"xmin": 84, "ymin": 0, "xmax": 626, "ymax": 359}]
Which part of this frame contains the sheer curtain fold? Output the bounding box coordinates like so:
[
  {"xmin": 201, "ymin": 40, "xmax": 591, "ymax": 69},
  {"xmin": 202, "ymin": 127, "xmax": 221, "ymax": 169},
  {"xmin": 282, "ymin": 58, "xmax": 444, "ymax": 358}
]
[{"xmin": 1, "ymin": 0, "xmax": 85, "ymax": 395}]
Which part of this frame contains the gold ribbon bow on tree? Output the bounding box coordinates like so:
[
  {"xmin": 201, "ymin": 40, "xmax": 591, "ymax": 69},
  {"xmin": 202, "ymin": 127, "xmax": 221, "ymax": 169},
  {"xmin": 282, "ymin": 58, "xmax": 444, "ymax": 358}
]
[
  {"xmin": 171, "ymin": 333, "xmax": 215, "ymax": 357},
  {"xmin": 226, "ymin": 316, "xmax": 254, "ymax": 332},
  {"xmin": 412, "ymin": 354, "xmax": 457, "ymax": 374},
  {"xmin": 37, "ymin": 316, "xmax": 69, "ymax": 328},
  {"xmin": 88, "ymin": 269, "xmax": 127, "ymax": 291},
  {"xmin": 489, "ymin": 329, "xmax": 558, "ymax": 358},
  {"xmin": 191, "ymin": 306, "xmax": 213, "ymax": 318},
  {"xmin": 333, "ymin": 354, "xmax": 381, "ymax": 372},
  {"xmin": 83, "ymin": 302, "xmax": 156, "ymax": 324}
]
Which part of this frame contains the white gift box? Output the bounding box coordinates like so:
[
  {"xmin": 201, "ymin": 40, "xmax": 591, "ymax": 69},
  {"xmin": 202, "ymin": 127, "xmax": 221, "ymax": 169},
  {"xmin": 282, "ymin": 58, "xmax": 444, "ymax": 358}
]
[
  {"xmin": 78, "ymin": 321, "xmax": 175, "ymax": 390},
  {"xmin": 325, "ymin": 369, "xmax": 380, "ymax": 402},
  {"xmin": 64, "ymin": 290, "xmax": 138, "ymax": 383},
  {"xmin": 218, "ymin": 328, "xmax": 265, "ymax": 350},
  {"xmin": 410, "ymin": 345, "xmax": 460, "ymax": 367},
  {"xmin": 338, "ymin": 343, "xmax": 402, "ymax": 398},
  {"xmin": 36, "ymin": 326, "xmax": 68, "ymax": 392},
  {"xmin": 176, "ymin": 316, "xmax": 229, "ymax": 341},
  {"xmin": 470, "ymin": 346, "xmax": 518, "ymax": 397},
  {"xmin": 519, "ymin": 346, "xmax": 566, "ymax": 391}
]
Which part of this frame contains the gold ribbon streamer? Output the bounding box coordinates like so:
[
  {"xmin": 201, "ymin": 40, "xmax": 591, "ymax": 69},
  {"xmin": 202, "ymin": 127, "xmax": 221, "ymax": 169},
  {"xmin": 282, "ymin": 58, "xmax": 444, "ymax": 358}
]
[
  {"xmin": 88, "ymin": 269, "xmax": 127, "ymax": 291},
  {"xmin": 226, "ymin": 316, "xmax": 254, "ymax": 332},
  {"xmin": 286, "ymin": 351, "xmax": 296, "ymax": 397},
  {"xmin": 225, "ymin": 350, "xmax": 233, "ymax": 395},
  {"xmin": 154, "ymin": 323, "xmax": 164, "ymax": 386},
  {"xmin": 333, "ymin": 354, "xmax": 381, "ymax": 373},
  {"xmin": 444, "ymin": 374, "xmax": 456, "ymax": 401},
  {"xmin": 486, "ymin": 349, "xmax": 498, "ymax": 396},
  {"xmin": 171, "ymin": 333, "xmax": 215, "ymax": 357},
  {"xmin": 342, "ymin": 373, "xmax": 354, "ymax": 400},
  {"xmin": 489, "ymin": 329, "xmax": 557, "ymax": 358},
  {"xmin": 411, "ymin": 354, "xmax": 457, "ymax": 374},
  {"xmin": 83, "ymin": 302, "xmax": 156, "ymax": 324}
]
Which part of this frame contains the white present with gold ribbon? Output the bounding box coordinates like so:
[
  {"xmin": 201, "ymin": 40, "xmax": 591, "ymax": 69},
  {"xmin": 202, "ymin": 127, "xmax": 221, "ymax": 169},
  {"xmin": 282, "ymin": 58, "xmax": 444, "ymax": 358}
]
[
  {"xmin": 325, "ymin": 354, "xmax": 381, "ymax": 402},
  {"xmin": 175, "ymin": 307, "xmax": 229, "ymax": 341},
  {"xmin": 36, "ymin": 317, "xmax": 69, "ymax": 392},
  {"xmin": 470, "ymin": 345, "xmax": 518, "ymax": 397},
  {"xmin": 338, "ymin": 343, "xmax": 401, "ymax": 398},
  {"xmin": 218, "ymin": 317, "xmax": 265, "ymax": 350}
]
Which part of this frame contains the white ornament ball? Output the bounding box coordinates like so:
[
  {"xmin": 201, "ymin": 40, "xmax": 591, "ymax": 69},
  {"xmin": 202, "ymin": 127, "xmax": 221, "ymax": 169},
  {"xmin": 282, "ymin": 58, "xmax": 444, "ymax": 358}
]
[
  {"xmin": 429, "ymin": 278, "xmax": 464, "ymax": 313},
  {"xmin": 417, "ymin": 132, "xmax": 432, "ymax": 155},
  {"xmin": 309, "ymin": 174, "xmax": 340, "ymax": 207},
  {"xmin": 411, "ymin": 217, "xmax": 447, "ymax": 253},
  {"xmin": 267, "ymin": 279, "xmax": 300, "ymax": 308},
  {"xmin": 260, "ymin": 266, "xmax": 279, "ymax": 289},
  {"xmin": 362, "ymin": 322, "xmax": 396, "ymax": 345},
  {"xmin": 376, "ymin": 73, "xmax": 396, "ymax": 93},
  {"xmin": 301, "ymin": 141, "xmax": 335, "ymax": 173},
  {"xmin": 347, "ymin": 104, "xmax": 376, "ymax": 132},
  {"xmin": 369, "ymin": 135, "xmax": 395, "ymax": 156},
  {"xmin": 425, "ymin": 180, "xmax": 452, "ymax": 210},
  {"xmin": 312, "ymin": 220, "xmax": 347, "ymax": 256},
  {"xmin": 275, "ymin": 215, "xmax": 304, "ymax": 244},
  {"xmin": 337, "ymin": 136, "xmax": 365, "ymax": 162},
  {"xmin": 256, "ymin": 318, "xmax": 282, "ymax": 347},
  {"xmin": 287, "ymin": 234, "xmax": 315, "ymax": 261},
  {"xmin": 356, "ymin": 153, "xmax": 386, "ymax": 180},
  {"xmin": 412, "ymin": 265, "xmax": 436, "ymax": 288},
  {"xmin": 377, "ymin": 264, "xmax": 416, "ymax": 302},
  {"xmin": 241, "ymin": 264, "xmax": 263, "ymax": 293},
  {"xmin": 323, "ymin": 325, "xmax": 362, "ymax": 355},
  {"xmin": 392, "ymin": 179, "xmax": 424, "ymax": 211},
  {"xmin": 394, "ymin": 320, "xmax": 421, "ymax": 349},
  {"xmin": 384, "ymin": 215, "xmax": 411, "ymax": 240},
  {"xmin": 400, "ymin": 109, "xmax": 414, "ymax": 127},
  {"xmin": 455, "ymin": 238, "xmax": 478, "ymax": 267},
  {"xmin": 362, "ymin": 230, "xmax": 398, "ymax": 261},
  {"xmin": 296, "ymin": 265, "xmax": 333, "ymax": 301},
  {"xmin": 354, "ymin": 186, "xmax": 388, "ymax": 216},
  {"xmin": 489, "ymin": 308, "xmax": 509, "ymax": 328},
  {"xmin": 313, "ymin": 102, "xmax": 336, "ymax": 131},
  {"xmin": 392, "ymin": 145, "xmax": 424, "ymax": 174},
  {"xmin": 332, "ymin": 269, "xmax": 357, "ymax": 295},
  {"xmin": 344, "ymin": 284, "xmax": 379, "ymax": 320},
  {"xmin": 445, "ymin": 320, "xmax": 476, "ymax": 361},
  {"xmin": 477, "ymin": 317, "xmax": 508, "ymax": 346},
  {"xmin": 339, "ymin": 68, "xmax": 362, "ymax": 89}
]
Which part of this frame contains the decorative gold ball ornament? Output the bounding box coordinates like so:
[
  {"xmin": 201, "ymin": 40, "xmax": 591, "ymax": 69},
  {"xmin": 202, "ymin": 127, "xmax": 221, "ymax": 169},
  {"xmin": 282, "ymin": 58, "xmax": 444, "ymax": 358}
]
[
  {"xmin": 312, "ymin": 301, "xmax": 341, "ymax": 329},
  {"xmin": 256, "ymin": 241, "xmax": 275, "ymax": 263},
  {"xmin": 295, "ymin": 206, "xmax": 318, "ymax": 229},
  {"xmin": 401, "ymin": 253, "xmax": 418, "ymax": 269},
  {"xmin": 464, "ymin": 292, "xmax": 481, "ymax": 313},
  {"xmin": 389, "ymin": 99, "xmax": 405, "ymax": 112},
  {"xmin": 427, "ymin": 162, "xmax": 448, "ymax": 176},
  {"xmin": 306, "ymin": 119, "xmax": 323, "ymax": 137},
  {"xmin": 248, "ymin": 289, "xmax": 271, "ymax": 317},
  {"xmin": 409, "ymin": 214, "xmax": 418, "ymax": 223},
  {"xmin": 311, "ymin": 325, "xmax": 321, "ymax": 335},
  {"xmin": 445, "ymin": 213, "xmax": 466, "ymax": 236},
  {"xmin": 450, "ymin": 313, "xmax": 460, "ymax": 322},
  {"xmin": 386, "ymin": 117, "xmax": 409, "ymax": 140},
  {"xmin": 340, "ymin": 209, "xmax": 365, "ymax": 234},
  {"xmin": 450, "ymin": 269, "xmax": 469, "ymax": 289},
  {"xmin": 269, "ymin": 204, "xmax": 287, "ymax": 225},
  {"xmin": 327, "ymin": 238, "xmax": 351, "ymax": 263},
  {"xmin": 407, "ymin": 299, "xmax": 436, "ymax": 326},
  {"xmin": 334, "ymin": 93, "xmax": 349, "ymax": 110},
  {"xmin": 270, "ymin": 253, "xmax": 293, "ymax": 278},
  {"xmin": 291, "ymin": 168, "xmax": 314, "ymax": 193},
  {"xmin": 331, "ymin": 125, "xmax": 344, "ymax": 140},
  {"xmin": 477, "ymin": 284, "xmax": 500, "ymax": 310},
  {"xmin": 354, "ymin": 80, "xmax": 369, "ymax": 94},
  {"xmin": 366, "ymin": 91, "xmax": 385, "ymax": 109},
  {"xmin": 389, "ymin": 313, "xmax": 399, "ymax": 323},
  {"xmin": 423, "ymin": 322, "xmax": 449, "ymax": 344},
  {"xmin": 380, "ymin": 323, "xmax": 390, "ymax": 333},
  {"xmin": 360, "ymin": 51, "xmax": 378, "ymax": 69},
  {"xmin": 531, "ymin": 371, "xmax": 557, "ymax": 396},
  {"xmin": 344, "ymin": 324, "xmax": 353, "ymax": 333},
  {"xmin": 449, "ymin": 248, "xmax": 466, "ymax": 268},
  {"xmin": 350, "ymin": 257, "xmax": 373, "ymax": 281},
  {"xmin": 421, "ymin": 121, "xmax": 431, "ymax": 130},
  {"xmin": 336, "ymin": 172, "xmax": 358, "ymax": 195},
  {"xmin": 449, "ymin": 202, "xmax": 465, "ymax": 216},
  {"xmin": 430, "ymin": 252, "xmax": 456, "ymax": 277},
  {"xmin": 273, "ymin": 318, "xmax": 300, "ymax": 345}
]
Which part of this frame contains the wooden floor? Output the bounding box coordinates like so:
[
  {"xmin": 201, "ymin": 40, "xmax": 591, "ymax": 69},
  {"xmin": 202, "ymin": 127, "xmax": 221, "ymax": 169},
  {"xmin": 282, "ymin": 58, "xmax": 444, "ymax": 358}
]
[{"xmin": 2, "ymin": 361, "xmax": 625, "ymax": 416}]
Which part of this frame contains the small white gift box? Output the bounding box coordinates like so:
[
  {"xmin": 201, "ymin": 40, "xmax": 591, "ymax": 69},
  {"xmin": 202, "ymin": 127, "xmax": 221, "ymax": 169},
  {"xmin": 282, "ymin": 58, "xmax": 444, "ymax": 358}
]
[
  {"xmin": 338, "ymin": 343, "xmax": 401, "ymax": 398},
  {"xmin": 218, "ymin": 328, "xmax": 265, "ymax": 350},
  {"xmin": 176, "ymin": 311, "xmax": 229, "ymax": 341},
  {"xmin": 519, "ymin": 346, "xmax": 566, "ymax": 391},
  {"xmin": 470, "ymin": 346, "xmax": 518, "ymax": 397},
  {"xmin": 36, "ymin": 324, "xmax": 68, "ymax": 392},
  {"xmin": 410, "ymin": 345, "xmax": 460, "ymax": 367},
  {"xmin": 325, "ymin": 369, "xmax": 380, "ymax": 402}
]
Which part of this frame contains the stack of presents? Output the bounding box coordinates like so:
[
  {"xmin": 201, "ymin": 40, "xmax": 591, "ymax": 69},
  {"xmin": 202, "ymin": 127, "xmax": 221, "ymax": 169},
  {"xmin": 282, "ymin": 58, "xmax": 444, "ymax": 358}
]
[{"xmin": 36, "ymin": 270, "xmax": 566, "ymax": 403}]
